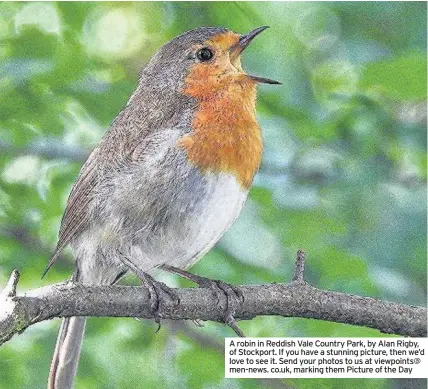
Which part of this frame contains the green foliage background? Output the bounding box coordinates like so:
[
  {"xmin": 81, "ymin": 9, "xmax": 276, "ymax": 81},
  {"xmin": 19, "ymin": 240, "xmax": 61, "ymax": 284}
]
[{"xmin": 0, "ymin": 2, "xmax": 426, "ymax": 389}]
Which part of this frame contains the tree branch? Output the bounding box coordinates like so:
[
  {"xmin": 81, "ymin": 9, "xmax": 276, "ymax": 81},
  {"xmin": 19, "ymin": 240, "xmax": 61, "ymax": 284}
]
[{"xmin": 1, "ymin": 252, "xmax": 426, "ymax": 345}]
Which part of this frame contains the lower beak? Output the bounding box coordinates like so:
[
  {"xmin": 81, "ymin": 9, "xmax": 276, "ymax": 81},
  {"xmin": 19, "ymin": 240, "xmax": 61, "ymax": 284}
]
[{"xmin": 230, "ymin": 26, "xmax": 281, "ymax": 85}]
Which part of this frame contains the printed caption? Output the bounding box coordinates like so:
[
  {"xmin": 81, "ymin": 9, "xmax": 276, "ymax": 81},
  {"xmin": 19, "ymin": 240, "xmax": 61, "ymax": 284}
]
[{"xmin": 225, "ymin": 338, "xmax": 427, "ymax": 378}]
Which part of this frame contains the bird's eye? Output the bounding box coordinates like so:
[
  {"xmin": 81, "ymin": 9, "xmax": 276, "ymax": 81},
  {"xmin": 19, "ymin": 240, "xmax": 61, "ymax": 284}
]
[{"xmin": 196, "ymin": 47, "xmax": 214, "ymax": 62}]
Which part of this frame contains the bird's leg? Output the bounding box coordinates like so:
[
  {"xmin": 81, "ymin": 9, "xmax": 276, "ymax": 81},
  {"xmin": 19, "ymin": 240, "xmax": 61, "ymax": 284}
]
[
  {"xmin": 160, "ymin": 265, "xmax": 245, "ymax": 337},
  {"xmin": 118, "ymin": 257, "xmax": 179, "ymax": 329}
]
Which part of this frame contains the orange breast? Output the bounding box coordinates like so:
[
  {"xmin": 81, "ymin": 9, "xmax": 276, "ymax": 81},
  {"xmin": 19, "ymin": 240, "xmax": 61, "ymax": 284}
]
[{"xmin": 179, "ymin": 65, "xmax": 262, "ymax": 189}]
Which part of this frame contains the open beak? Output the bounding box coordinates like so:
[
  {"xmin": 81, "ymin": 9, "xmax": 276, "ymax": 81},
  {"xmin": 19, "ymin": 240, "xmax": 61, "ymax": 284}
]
[{"xmin": 230, "ymin": 26, "xmax": 281, "ymax": 85}]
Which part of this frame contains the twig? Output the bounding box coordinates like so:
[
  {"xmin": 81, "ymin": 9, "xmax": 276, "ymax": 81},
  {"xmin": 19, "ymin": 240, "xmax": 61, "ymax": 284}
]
[{"xmin": 292, "ymin": 250, "xmax": 305, "ymax": 282}]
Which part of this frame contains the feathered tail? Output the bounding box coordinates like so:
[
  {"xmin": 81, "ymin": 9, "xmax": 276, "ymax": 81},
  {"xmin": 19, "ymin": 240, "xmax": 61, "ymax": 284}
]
[{"xmin": 48, "ymin": 316, "xmax": 87, "ymax": 389}]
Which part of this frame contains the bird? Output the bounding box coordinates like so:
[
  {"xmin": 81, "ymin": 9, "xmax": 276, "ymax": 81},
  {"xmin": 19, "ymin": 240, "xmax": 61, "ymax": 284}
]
[{"xmin": 45, "ymin": 26, "xmax": 280, "ymax": 389}]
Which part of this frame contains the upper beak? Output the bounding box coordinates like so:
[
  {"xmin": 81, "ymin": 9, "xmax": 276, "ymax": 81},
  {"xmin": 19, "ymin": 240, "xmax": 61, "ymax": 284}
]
[
  {"xmin": 231, "ymin": 26, "xmax": 281, "ymax": 85},
  {"xmin": 238, "ymin": 26, "xmax": 270, "ymax": 53}
]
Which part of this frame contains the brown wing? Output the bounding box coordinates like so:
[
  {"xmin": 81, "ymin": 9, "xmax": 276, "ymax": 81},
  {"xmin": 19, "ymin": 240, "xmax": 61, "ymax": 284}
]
[{"xmin": 42, "ymin": 148, "xmax": 100, "ymax": 277}]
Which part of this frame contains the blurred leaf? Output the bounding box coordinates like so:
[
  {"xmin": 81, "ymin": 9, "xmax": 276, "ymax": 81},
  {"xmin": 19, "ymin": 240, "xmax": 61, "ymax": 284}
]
[
  {"xmin": 360, "ymin": 52, "xmax": 427, "ymax": 100},
  {"xmin": 177, "ymin": 340, "xmax": 224, "ymax": 389},
  {"xmin": 311, "ymin": 60, "xmax": 359, "ymax": 99}
]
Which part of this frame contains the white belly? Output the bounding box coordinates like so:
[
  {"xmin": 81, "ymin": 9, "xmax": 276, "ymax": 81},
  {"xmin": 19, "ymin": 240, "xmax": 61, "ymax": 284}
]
[
  {"xmin": 130, "ymin": 172, "xmax": 248, "ymax": 271},
  {"xmin": 172, "ymin": 172, "xmax": 248, "ymax": 269}
]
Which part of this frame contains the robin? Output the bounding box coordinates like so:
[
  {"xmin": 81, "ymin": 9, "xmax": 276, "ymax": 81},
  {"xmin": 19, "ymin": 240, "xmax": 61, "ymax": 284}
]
[{"xmin": 46, "ymin": 26, "xmax": 280, "ymax": 389}]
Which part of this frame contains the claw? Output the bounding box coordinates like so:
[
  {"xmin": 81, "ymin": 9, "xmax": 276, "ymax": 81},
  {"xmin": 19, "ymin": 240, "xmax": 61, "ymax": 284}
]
[
  {"xmin": 225, "ymin": 315, "xmax": 245, "ymax": 337},
  {"xmin": 154, "ymin": 320, "xmax": 162, "ymax": 333},
  {"xmin": 213, "ymin": 280, "xmax": 245, "ymax": 336},
  {"xmin": 192, "ymin": 319, "xmax": 205, "ymax": 328}
]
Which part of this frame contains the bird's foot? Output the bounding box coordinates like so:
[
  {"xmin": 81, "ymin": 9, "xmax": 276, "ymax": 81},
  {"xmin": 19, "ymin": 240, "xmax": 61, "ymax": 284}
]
[
  {"xmin": 160, "ymin": 265, "xmax": 245, "ymax": 337},
  {"xmin": 137, "ymin": 272, "xmax": 180, "ymax": 332}
]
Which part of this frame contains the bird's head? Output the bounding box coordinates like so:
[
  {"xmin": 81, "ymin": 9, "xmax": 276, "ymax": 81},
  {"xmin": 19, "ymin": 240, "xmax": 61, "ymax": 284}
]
[{"xmin": 142, "ymin": 26, "xmax": 280, "ymax": 99}]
